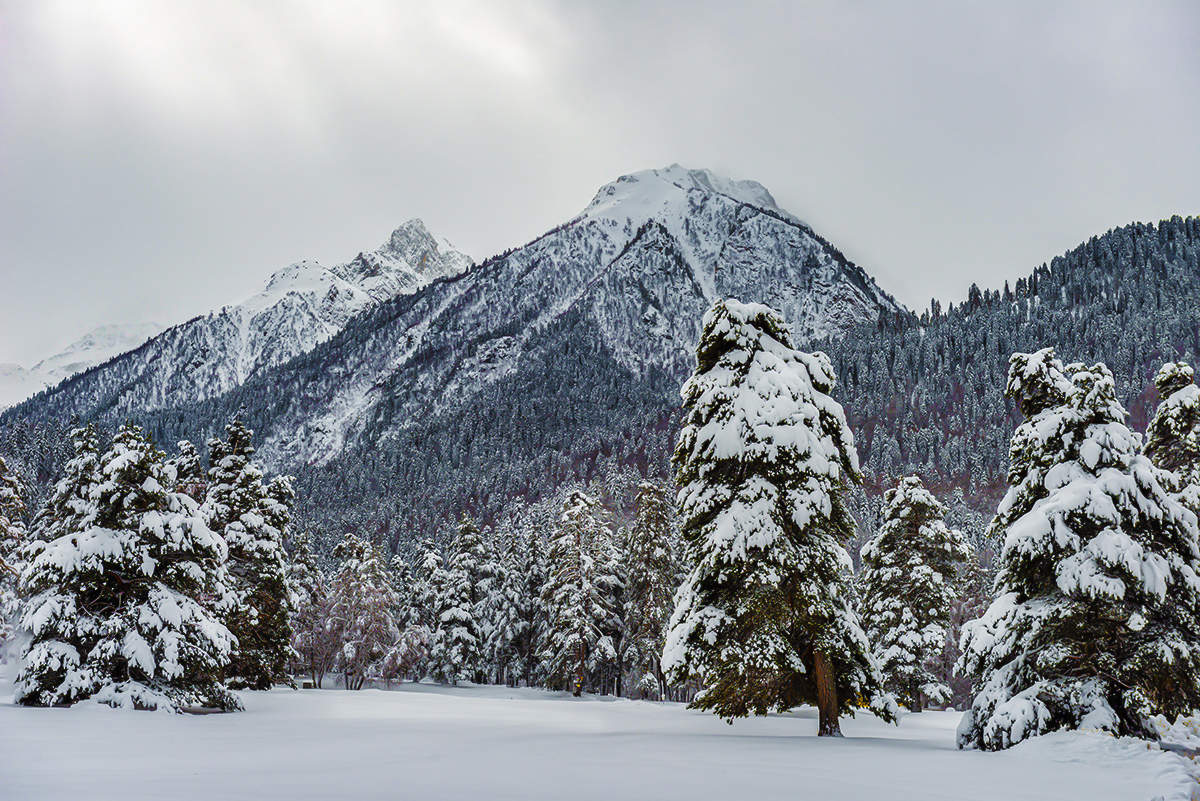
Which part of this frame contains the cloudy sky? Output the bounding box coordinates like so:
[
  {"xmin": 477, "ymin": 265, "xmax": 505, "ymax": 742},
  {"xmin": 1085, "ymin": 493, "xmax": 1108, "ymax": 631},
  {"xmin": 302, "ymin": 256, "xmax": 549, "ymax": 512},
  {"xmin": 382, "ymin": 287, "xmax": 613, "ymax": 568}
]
[{"xmin": 2, "ymin": 0, "xmax": 1198, "ymax": 364}]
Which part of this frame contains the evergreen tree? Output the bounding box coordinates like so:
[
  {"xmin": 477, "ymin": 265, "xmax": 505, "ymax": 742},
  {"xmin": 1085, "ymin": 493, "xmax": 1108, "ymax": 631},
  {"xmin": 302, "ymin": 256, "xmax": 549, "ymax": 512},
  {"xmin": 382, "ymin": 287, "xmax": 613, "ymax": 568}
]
[
  {"xmin": 479, "ymin": 531, "xmax": 517, "ymax": 685},
  {"xmin": 430, "ymin": 517, "xmax": 485, "ymax": 684},
  {"xmin": 30, "ymin": 424, "xmax": 101, "ymax": 546},
  {"xmin": 663, "ymin": 299, "xmax": 892, "ymax": 736},
  {"xmin": 413, "ymin": 538, "xmax": 444, "ymax": 631},
  {"xmin": 0, "ymin": 455, "xmax": 29, "ymax": 652},
  {"xmin": 328, "ymin": 532, "xmax": 399, "ymax": 689},
  {"xmin": 384, "ymin": 554, "xmax": 428, "ymax": 683},
  {"xmin": 410, "ymin": 538, "xmax": 445, "ymax": 679},
  {"xmin": 958, "ymin": 350, "xmax": 1200, "ymax": 749},
  {"xmin": 389, "ymin": 554, "xmax": 417, "ymax": 629},
  {"xmin": 540, "ymin": 489, "xmax": 621, "ymax": 696},
  {"xmin": 621, "ymin": 479, "xmax": 678, "ymax": 698},
  {"xmin": 1146, "ymin": 361, "xmax": 1200, "ymax": 511},
  {"xmin": 859, "ymin": 475, "xmax": 970, "ymax": 711},
  {"xmin": 203, "ymin": 415, "xmax": 293, "ymax": 690},
  {"xmin": 16, "ymin": 424, "xmax": 238, "ymax": 711},
  {"xmin": 262, "ymin": 475, "xmax": 296, "ymax": 545},
  {"xmin": 502, "ymin": 520, "xmax": 548, "ymax": 687},
  {"xmin": 167, "ymin": 439, "xmax": 206, "ymax": 501}
]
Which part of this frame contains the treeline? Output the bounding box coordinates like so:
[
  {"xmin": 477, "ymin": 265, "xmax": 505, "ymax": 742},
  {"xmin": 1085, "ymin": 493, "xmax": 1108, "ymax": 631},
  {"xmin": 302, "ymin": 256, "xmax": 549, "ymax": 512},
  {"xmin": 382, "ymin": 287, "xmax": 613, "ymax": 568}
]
[
  {"xmin": 1, "ymin": 289, "xmax": 1199, "ymax": 752},
  {"xmin": 290, "ymin": 480, "xmax": 682, "ymax": 699}
]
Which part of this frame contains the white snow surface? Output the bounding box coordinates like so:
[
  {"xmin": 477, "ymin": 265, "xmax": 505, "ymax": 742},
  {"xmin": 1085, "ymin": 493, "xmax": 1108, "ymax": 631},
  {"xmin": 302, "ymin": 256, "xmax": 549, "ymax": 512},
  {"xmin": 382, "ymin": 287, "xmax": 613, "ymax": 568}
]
[{"xmin": 0, "ymin": 681, "xmax": 1192, "ymax": 801}]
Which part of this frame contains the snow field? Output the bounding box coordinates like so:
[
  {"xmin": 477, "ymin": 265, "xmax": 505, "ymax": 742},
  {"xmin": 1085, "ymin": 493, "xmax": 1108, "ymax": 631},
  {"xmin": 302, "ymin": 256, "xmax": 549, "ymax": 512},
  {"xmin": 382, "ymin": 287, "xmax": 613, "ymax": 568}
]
[{"xmin": 1, "ymin": 682, "xmax": 1193, "ymax": 801}]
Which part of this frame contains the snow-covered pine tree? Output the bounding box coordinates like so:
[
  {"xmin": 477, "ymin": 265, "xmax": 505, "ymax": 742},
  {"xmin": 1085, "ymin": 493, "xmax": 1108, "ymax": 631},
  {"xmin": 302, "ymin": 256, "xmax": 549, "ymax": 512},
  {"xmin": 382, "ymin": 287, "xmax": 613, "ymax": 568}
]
[
  {"xmin": 1146, "ymin": 361, "xmax": 1200, "ymax": 511},
  {"xmin": 383, "ymin": 554, "xmax": 428, "ymax": 683},
  {"xmin": 408, "ymin": 538, "xmax": 444, "ymax": 679},
  {"xmin": 430, "ymin": 517, "xmax": 484, "ymax": 684},
  {"xmin": 167, "ymin": 440, "xmax": 206, "ymax": 502},
  {"xmin": 479, "ymin": 529, "xmax": 517, "ymax": 685},
  {"xmin": 0, "ymin": 455, "xmax": 29, "ymax": 653},
  {"xmin": 329, "ymin": 532, "xmax": 399, "ymax": 689},
  {"xmin": 0, "ymin": 455, "xmax": 27, "ymax": 568},
  {"xmin": 473, "ymin": 528, "xmax": 504, "ymax": 684},
  {"xmin": 621, "ymin": 479, "xmax": 678, "ymax": 699},
  {"xmin": 500, "ymin": 520, "xmax": 548, "ymax": 687},
  {"xmin": 29, "ymin": 424, "xmax": 101, "ymax": 547},
  {"xmin": 17, "ymin": 423, "xmax": 238, "ymax": 711},
  {"xmin": 12, "ymin": 423, "xmax": 100, "ymax": 689},
  {"xmin": 593, "ymin": 506, "xmax": 625, "ymax": 696},
  {"xmin": 540, "ymin": 489, "xmax": 621, "ymax": 696},
  {"xmin": 203, "ymin": 416, "xmax": 293, "ymax": 690},
  {"xmin": 957, "ymin": 349, "xmax": 1200, "ymax": 749},
  {"xmin": 412, "ymin": 538, "xmax": 443, "ymax": 630},
  {"xmin": 262, "ymin": 475, "xmax": 295, "ymax": 544},
  {"xmin": 389, "ymin": 554, "xmax": 417, "ymax": 629},
  {"xmin": 663, "ymin": 298, "xmax": 892, "ymax": 736},
  {"xmin": 858, "ymin": 475, "xmax": 970, "ymax": 712}
]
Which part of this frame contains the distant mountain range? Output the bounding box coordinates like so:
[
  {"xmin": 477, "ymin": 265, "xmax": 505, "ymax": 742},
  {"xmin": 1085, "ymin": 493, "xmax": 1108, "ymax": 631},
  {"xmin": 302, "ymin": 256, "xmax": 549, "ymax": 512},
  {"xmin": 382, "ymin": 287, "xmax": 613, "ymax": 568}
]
[
  {"xmin": 0, "ymin": 322, "xmax": 162, "ymax": 409},
  {"xmin": 3, "ymin": 166, "xmax": 1196, "ymax": 553},
  {"xmin": 1, "ymin": 219, "xmax": 470, "ymax": 417}
]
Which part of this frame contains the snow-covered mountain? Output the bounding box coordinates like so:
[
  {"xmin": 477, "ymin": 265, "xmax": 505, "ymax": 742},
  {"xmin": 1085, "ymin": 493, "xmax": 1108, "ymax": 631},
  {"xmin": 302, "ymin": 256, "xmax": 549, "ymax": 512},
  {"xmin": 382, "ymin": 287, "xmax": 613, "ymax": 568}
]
[
  {"xmin": 1, "ymin": 219, "xmax": 471, "ymax": 415},
  {"xmin": 5, "ymin": 164, "xmax": 906, "ymax": 542},
  {"xmin": 0, "ymin": 322, "xmax": 162, "ymax": 408},
  {"xmin": 245, "ymin": 164, "xmax": 903, "ymax": 465}
]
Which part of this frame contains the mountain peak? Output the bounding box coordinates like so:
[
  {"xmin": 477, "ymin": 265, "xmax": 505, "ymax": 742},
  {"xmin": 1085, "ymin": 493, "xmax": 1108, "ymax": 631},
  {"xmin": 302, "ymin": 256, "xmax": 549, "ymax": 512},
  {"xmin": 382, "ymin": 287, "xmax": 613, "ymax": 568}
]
[
  {"xmin": 378, "ymin": 218, "xmax": 470, "ymax": 266},
  {"xmin": 582, "ymin": 164, "xmax": 797, "ymax": 225}
]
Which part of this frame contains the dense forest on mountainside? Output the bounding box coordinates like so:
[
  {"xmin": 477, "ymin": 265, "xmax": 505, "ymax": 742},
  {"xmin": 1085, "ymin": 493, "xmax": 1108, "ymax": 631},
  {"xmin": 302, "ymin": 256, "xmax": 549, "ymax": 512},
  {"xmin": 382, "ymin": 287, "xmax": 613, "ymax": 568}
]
[{"xmin": 2, "ymin": 217, "xmax": 1196, "ymax": 555}]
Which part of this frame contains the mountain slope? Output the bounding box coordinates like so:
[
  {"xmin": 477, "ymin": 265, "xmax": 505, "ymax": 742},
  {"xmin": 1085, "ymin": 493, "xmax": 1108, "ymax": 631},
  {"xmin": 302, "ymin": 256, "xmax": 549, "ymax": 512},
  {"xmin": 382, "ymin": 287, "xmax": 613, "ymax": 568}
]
[
  {"xmin": 0, "ymin": 322, "xmax": 162, "ymax": 408},
  {"xmin": 4, "ymin": 219, "xmax": 471, "ymax": 419},
  {"xmin": 135, "ymin": 165, "xmax": 904, "ymax": 470},
  {"xmin": 5, "ymin": 174, "xmax": 1195, "ymax": 555},
  {"xmin": 8, "ymin": 165, "xmax": 904, "ymax": 546}
]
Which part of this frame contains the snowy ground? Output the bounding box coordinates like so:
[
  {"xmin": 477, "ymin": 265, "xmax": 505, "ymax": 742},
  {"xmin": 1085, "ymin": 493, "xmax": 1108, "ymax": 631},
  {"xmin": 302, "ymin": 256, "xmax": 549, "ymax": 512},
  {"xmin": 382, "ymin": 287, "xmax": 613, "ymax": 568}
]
[{"xmin": 1, "ymin": 681, "xmax": 1194, "ymax": 801}]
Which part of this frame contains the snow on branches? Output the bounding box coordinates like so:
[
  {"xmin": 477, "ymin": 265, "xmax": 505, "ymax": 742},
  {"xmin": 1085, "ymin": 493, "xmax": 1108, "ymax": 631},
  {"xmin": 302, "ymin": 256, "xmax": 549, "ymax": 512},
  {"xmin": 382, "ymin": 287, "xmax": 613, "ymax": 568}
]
[
  {"xmin": 859, "ymin": 475, "xmax": 970, "ymax": 711},
  {"xmin": 663, "ymin": 298, "xmax": 892, "ymax": 735},
  {"xmin": 958, "ymin": 349, "xmax": 1200, "ymax": 750}
]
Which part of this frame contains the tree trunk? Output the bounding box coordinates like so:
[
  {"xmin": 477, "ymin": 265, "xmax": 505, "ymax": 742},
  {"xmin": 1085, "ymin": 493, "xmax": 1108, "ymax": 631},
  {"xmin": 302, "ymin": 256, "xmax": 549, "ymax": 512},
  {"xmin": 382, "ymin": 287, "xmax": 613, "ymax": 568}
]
[
  {"xmin": 910, "ymin": 681, "xmax": 923, "ymax": 713},
  {"xmin": 813, "ymin": 651, "xmax": 842, "ymax": 737}
]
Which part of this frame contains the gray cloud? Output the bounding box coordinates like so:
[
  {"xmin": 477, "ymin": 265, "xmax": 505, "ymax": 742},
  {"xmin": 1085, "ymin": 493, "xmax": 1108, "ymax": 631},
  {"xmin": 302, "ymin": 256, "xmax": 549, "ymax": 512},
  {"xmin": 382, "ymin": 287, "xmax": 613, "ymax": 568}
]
[{"xmin": 2, "ymin": 0, "xmax": 1198, "ymax": 363}]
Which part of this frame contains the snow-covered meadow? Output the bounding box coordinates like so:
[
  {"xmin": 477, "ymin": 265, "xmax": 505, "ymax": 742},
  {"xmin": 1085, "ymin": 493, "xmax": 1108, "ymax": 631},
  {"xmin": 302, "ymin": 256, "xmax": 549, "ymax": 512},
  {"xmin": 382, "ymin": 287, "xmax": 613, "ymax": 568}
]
[{"xmin": 1, "ymin": 681, "xmax": 1193, "ymax": 801}]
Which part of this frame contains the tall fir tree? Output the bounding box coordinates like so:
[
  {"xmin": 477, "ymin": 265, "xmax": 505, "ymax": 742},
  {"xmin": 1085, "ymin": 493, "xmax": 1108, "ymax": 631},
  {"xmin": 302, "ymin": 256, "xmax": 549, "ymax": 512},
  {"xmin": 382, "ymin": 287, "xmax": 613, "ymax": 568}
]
[
  {"xmin": 621, "ymin": 479, "xmax": 678, "ymax": 698},
  {"xmin": 17, "ymin": 424, "xmax": 238, "ymax": 711},
  {"xmin": 430, "ymin": 517, "xmax": 485, "ymax": 684},
  {"xmin": 540, "ymin": 489, "xmax": 621, "ymax": 696},
  {"xmin": 0, "ymin": 455, "xmax": 29, "ymax": 652},
  {"xmin": 479, "ymin": 530, "xmax": 517, "ymax": 685},
  {"xmin": 858, "ymin": 475, "xmax": 970, "ymax": 711},
  {"xmin": 413, "ymin": 539, "xmax": 444, "ymax": 630},
  {"xmin": 958, "ymin": 350, "xmax": 1200, "ymax": 749},
  {"xmin": 384, "ymin": 554, "xmax": 428, "ymax": 683},
  {"xmin": 663, "ymin": 299, "xmax": 892, "ymax": 736},
  {"xmin": 411, "ymin": 538, "xmax": 445, "ymax": 679},
  {"xmin": 503, "ymin": 521, "xmax": 548, "ymax": 687},
  {"xmin": 203, "ymin": 415, "xmax": 293, "ymax": 689}
]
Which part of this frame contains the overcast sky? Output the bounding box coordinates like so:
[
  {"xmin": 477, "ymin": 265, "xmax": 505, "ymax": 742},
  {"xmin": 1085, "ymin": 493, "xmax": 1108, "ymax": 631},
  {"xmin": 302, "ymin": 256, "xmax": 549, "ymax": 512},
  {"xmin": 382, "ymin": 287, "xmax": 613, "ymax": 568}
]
[{"xmin": 2, "ymin": 1, "xmax": 1198, "ymax": 364}]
